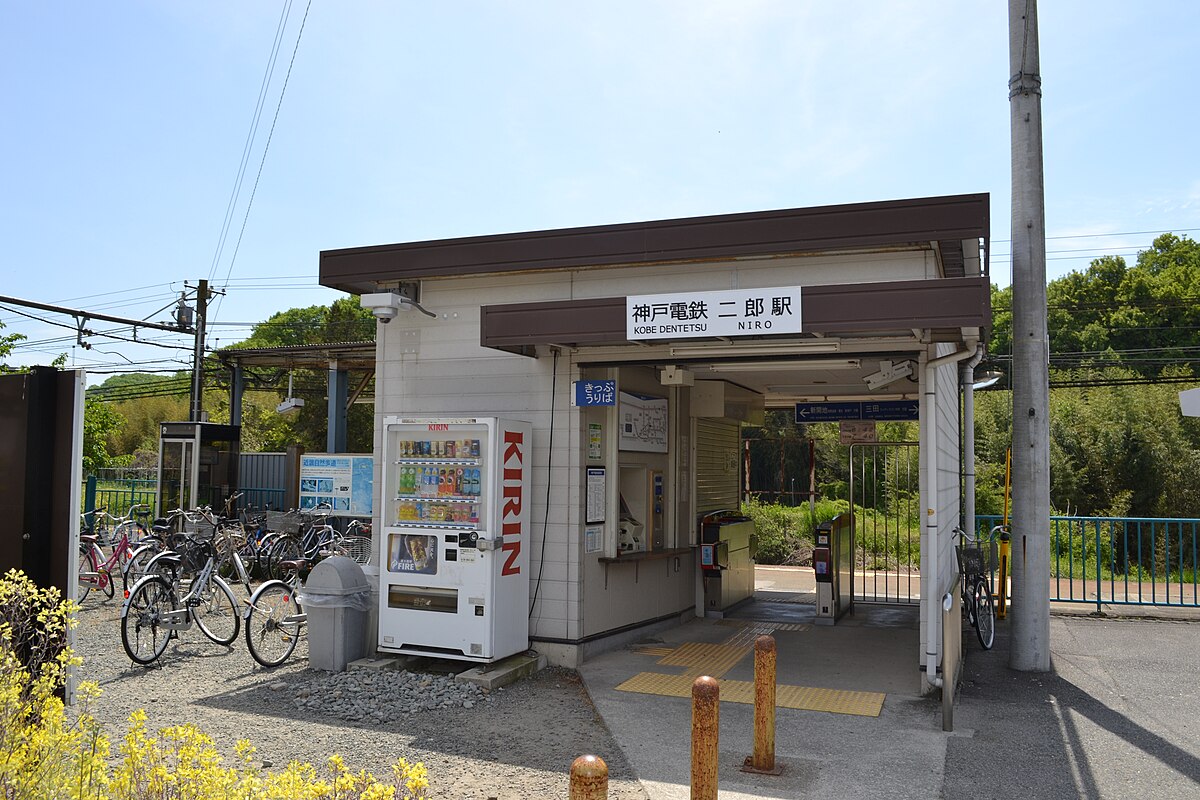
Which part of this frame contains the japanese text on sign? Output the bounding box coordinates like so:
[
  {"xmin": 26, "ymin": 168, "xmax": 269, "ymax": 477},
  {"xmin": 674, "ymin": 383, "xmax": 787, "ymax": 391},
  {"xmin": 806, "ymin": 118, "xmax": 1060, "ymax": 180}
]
[
  {"xmin": 626, "ymin": 287, "xmax": 802, "ymax": 340},
  {"xmin": 573, "ymin": 380, "xmax": 617, "ymax": 406}
]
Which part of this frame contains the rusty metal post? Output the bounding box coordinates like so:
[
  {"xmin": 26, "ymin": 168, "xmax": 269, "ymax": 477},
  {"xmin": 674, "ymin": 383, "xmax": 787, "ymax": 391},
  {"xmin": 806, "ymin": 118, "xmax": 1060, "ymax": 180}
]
[
  {"xmin": 569, "ymin": 755, "xmax": 608, "ymax": 800},
  {"xmin": 742, "ymin": 635, "xmax": 778, "ymax": 773},
  {"xmin": 691, "ymin": 676, "xmax": 719, "ymax": 800}
]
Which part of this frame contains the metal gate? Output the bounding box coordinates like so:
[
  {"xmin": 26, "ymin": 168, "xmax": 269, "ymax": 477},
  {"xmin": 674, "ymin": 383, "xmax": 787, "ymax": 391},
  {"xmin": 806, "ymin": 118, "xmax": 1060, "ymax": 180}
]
[{"xmin": 849, "ymin": 442, "xmax": 920, "ymax": 604}]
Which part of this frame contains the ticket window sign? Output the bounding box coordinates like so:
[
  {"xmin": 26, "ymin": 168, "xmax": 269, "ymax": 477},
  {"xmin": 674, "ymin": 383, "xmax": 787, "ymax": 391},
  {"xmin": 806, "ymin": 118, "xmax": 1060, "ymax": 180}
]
[
  {"xmin": 626, "ymin": 286, "xmax": 802, "ymax": 340},
  {"xmin": 573, "ymin": 380, "xmax": 617, "ymax": 407}
]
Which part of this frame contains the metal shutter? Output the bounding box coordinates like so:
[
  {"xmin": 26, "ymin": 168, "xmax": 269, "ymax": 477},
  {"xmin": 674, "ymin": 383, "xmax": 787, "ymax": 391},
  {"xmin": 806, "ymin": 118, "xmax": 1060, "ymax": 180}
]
[{"xmin": 694, "ymin": 418, "xmax": 741, "ymax": 514}]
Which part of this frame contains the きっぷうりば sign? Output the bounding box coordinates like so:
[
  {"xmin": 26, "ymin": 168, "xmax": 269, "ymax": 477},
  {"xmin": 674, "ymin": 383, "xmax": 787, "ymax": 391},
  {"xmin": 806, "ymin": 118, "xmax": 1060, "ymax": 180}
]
[
  {"xmin": 573, "ymin": 380, "xmax": 617, "ymax": 406},
  {"xmin": 626, "ymin": 287, "xmax": 802, "ymax": 340}
]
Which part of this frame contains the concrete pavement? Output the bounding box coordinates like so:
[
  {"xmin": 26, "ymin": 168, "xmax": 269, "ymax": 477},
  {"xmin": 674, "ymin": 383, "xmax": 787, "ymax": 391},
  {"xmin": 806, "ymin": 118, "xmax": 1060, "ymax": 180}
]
[{"xmin": 578, "ymin": 566, "xmax": 1200, "ymax": 799}]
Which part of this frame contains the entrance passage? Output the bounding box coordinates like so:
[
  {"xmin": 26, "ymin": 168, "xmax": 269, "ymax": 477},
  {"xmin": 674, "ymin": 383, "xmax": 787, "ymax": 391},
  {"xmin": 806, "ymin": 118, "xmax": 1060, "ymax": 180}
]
[{"xmin": 849, "ymin": 443, "xmax": 920, "ymax": 604}]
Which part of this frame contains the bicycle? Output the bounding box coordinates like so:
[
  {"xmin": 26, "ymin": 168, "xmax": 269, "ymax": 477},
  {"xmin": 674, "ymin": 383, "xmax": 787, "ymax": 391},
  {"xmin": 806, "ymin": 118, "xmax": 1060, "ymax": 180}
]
[
  {"xmin": 263, "ymin": 505, "xmax": 371, "ymax": 580},
  {"xmin": 119, "ymin": 537, "xmax": 241, "ymax": 665},
  {"xmin": 77, "ymin": 505, "xmax": 162, "ymax": 601},
  {"xmin": 243, "ymin": 557, "xmax": 308, "ymax": 668},
  {"xmin": 954, "ymin": 525, "xmax": 1001, "ymax": 650}
]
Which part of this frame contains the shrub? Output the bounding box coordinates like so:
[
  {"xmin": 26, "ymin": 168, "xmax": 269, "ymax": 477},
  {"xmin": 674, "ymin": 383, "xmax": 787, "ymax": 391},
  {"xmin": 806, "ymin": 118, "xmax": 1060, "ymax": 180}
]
[
  {"xmin": 743, "ymin": 498, "xmax": 850, "ymax": 565},
  {"xmin": 0, "ymin": 569, "xmax": 429, "ymax": 800}
]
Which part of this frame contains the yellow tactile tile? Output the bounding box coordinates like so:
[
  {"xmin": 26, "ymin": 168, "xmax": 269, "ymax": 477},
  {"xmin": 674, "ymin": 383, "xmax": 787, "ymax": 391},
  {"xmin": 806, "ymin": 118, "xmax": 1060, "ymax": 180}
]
[
  {"xmin": 657, "ymin": 641, "xmax": 750, "ymax": 678},
  {"xmin": 615, "ymin": 672, "xmax": 885, "ymax": 717},
  {"xmin": 632, "ymin": 646, "xmax": 675, "ymax": 657}
]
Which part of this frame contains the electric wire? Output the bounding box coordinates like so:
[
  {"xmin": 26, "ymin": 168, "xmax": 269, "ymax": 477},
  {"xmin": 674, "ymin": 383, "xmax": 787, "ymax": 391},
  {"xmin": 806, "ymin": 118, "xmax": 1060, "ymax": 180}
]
[
  {"xmin": 212, "ymin": 0, "xmax": 313, "ymax": 324},
  {"xmin": 208, "ymin": 0, "xmax": 294, "ymax": 285}
]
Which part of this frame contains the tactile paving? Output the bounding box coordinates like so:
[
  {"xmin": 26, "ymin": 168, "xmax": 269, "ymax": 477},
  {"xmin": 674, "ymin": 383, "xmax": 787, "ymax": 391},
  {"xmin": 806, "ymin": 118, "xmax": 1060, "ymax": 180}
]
[
  {"xmin": 615, "ymin": 672, "xmax": 884, "ymax": 717},
  {"xmin": 657, "ymin": 641, "xmax": 750, "ymax": 677}
]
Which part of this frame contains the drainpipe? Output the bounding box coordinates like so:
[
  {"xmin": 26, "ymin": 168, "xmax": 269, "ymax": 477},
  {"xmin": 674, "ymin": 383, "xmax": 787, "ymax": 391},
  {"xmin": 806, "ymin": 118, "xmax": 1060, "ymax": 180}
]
[
  {"xmin": 923, "ymin": 341, "xmax": 980, "ymax": 688},
  {"xmin": 961, "ymin": 347, "xmax": 985, "ymax": 534}
]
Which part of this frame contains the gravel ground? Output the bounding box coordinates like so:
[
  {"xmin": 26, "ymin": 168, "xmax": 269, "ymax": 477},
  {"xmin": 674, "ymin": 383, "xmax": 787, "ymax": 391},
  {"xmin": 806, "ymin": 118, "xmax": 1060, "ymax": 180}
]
[{"xmin": 72, "ymin": 596, "xmax": 649, "ymax": 800}]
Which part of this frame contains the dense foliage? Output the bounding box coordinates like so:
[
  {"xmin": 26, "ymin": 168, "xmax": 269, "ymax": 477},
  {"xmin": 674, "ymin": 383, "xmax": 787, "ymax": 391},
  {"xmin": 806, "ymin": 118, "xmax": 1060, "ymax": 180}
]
[{"xmin": 84, "ymin": 297, "xmax": 377, "ymax": 465}]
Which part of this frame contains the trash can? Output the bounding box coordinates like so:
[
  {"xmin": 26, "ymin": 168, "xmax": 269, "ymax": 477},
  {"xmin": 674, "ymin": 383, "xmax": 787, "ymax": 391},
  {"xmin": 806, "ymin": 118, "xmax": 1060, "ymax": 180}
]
[{"xmin": 300, "ymin": 556, "xmax": 371, "ymax": 672}]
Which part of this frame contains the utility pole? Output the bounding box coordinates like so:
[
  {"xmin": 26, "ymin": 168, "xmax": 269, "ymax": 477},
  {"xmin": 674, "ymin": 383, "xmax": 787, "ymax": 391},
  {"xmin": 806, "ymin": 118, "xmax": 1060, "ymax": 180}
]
[
  {"xmin": 1008, "ymin": 0, "xmax": 1051, "ymax": 671},
  {"xmin": 189, "ymin": 279, "xmax": 209, "ymax": 422}
]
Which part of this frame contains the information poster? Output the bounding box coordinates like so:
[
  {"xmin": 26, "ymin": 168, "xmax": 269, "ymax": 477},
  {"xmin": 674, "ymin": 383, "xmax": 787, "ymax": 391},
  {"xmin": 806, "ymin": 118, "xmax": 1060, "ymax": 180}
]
[
  {"xmin": 299, "ymin": 454, "xmax": 374, "ymax": 516},
  {"xmin": 618, "ymin": 392, "xmax": 668, "ymax": 453},
  {"xmin": 586, "ymin": 467, "xmax": 606, "ymax": 523}
]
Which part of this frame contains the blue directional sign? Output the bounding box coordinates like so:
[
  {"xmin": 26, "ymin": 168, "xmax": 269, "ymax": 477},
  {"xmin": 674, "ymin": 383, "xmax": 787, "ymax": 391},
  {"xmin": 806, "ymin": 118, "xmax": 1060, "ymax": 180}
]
[
  {"xmin": 795, "ymin": 400, "xmax": 919, "ymax": 423},
  {"xmin": 861, "ymin": 400, "xmax": 919, "ymax": 421},
  {"xmin": 794, "ymin": 402, "xmax": 864, "ymax": 423}
]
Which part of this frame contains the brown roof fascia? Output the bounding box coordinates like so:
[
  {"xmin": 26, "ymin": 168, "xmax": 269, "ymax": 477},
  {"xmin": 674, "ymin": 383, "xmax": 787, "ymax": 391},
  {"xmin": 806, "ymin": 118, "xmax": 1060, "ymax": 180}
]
[
  {"xmin": 320, "ymin": 193, "xmax": 989, "ymax": 294},
  {"xmin": 479, "ymin": 277, "xmax": 992, "ymax": 354}
]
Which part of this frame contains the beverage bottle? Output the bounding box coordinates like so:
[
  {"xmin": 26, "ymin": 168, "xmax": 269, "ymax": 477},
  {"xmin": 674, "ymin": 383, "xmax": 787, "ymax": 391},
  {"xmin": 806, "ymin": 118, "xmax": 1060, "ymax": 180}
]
[{"xmin": 446, "ymin": 440, "xmax": 456, "ymax": 458}]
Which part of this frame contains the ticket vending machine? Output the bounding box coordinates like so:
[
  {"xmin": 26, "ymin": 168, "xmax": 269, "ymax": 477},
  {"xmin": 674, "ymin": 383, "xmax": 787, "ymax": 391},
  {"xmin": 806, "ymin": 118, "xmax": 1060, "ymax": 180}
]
[{"xmin": 377, "ymin": 416, "xmax": 531, "ymax": 663}]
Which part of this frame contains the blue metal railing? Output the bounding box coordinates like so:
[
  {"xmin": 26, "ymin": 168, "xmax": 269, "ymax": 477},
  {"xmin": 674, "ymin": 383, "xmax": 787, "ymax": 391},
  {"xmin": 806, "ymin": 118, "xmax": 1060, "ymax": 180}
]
[
  {"xmin": 83, "ymin": 478, "xmax": 288, "ymax": 524},
  {"xmin": 976, "ymin": 515, "xmax": 1199, "ymax": 611}
]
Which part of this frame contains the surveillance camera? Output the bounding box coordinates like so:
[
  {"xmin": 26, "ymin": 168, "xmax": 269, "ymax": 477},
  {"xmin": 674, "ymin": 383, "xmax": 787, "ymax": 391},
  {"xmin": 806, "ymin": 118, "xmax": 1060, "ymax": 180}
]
[{"xmin": 361, "ymin": 292, "xmax": 402, "ymax": 323}]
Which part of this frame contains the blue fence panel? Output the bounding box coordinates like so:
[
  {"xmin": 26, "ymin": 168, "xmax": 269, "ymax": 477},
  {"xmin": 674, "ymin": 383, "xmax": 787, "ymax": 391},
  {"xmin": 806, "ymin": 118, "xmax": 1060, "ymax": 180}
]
[{"xmin": 977, "ymin": 514, "xmax": 1199, "ymax": 610}]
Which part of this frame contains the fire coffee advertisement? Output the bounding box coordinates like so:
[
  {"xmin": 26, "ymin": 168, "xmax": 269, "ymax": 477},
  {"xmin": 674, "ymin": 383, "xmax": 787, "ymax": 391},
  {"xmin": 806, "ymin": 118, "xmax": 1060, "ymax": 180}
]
[{"xmin": 388, "ymin": 533, "xmax": 439, "ymax": 575}]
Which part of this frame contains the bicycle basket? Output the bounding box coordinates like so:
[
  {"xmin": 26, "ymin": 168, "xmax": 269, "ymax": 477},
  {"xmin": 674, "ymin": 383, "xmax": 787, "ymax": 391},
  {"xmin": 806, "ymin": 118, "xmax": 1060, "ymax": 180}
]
[
  {"xmin": 957, "ymin": 545, "xmax": 987, "ymax": 575},
  {"xmin": 183, "ymin": 518, "xmax": 216, "ymax": 541},
  {"xmin": 177, "ymin": 538, "xmax": 211, "ymax": 573},
  {"xmin": 264, "ymin": 510, "xmax": 302, "ymax": 535}
]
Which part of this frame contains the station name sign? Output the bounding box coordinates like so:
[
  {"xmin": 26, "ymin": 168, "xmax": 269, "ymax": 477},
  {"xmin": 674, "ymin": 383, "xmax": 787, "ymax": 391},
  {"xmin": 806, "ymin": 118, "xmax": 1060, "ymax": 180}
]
[{"xmin": 626, "ymin": 286, "xmax": 802, "ymax": 341}]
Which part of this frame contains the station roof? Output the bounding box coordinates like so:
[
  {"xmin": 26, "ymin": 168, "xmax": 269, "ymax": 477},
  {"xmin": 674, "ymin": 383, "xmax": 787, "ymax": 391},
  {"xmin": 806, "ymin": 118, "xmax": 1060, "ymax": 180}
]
[
  {"xmin": 318, "ymin": 193, "xmax": 989, "ymax": 294},
  {"xmin": 215, "ymin": 341, "xmax": 376, "ymax": 370}
]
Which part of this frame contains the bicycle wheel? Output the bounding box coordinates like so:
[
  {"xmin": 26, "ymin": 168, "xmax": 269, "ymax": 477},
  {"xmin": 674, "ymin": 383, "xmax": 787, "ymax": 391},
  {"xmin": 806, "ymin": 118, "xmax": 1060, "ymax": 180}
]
[
  {"xmin": 76, "ymin": 546, "xmax": 97, "ymax": 602},
  {"xmin": 121, "ymin": 575, "xmax": 177, "ymax": 665},
  {"xmin": 973, "ymin": 579, "xmax": 995, "ymax": 650},
  {"xmin": 255, "ymin": 531, "xmax": 283, "ymax": 577},
  {"xmin": 244, "ymin": 580, "xmax": 302, "ymax": 668},
  {"xmin": 122, "ymin": 543, "xmax": 159, "ymax": 594},
  {"xmin": 192, "ymin": 575, "xmax": 241, "ymax": 646},
  {"xmin": 268, "ymin": 535, "xmax": 304, "ymax": 581},
  {"xmin": 338, "ymin": 534, "xmax": 373, "ymax": 564}
]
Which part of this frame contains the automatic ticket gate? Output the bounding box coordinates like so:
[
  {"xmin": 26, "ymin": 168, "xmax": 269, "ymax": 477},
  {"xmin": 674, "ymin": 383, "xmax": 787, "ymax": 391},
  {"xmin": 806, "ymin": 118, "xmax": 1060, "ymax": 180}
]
[
  {"xmin": 815, "ymin": 514, "xmax": 853, "ymax": 624},
  {"xmin": 699, "ymin": 511, "xmax": 757, "ymax": 616}
]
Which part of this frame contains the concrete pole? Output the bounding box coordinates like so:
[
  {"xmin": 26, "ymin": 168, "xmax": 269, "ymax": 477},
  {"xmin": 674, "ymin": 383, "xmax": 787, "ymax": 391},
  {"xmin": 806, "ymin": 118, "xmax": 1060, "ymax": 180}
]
[
  {"xmin": 189, "ymin": 279, "xmax": 209, "ymax": 422},
  {"xmin": 1008, "ymin": 0, "xmax": 1052, "ymax": 671}
]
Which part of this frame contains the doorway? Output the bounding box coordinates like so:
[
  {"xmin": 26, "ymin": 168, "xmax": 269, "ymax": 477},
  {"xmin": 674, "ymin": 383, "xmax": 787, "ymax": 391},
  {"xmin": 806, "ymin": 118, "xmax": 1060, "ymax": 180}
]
[{"xmin": 849, "ymin": 442, "xmax": 920, "ymax": 604}]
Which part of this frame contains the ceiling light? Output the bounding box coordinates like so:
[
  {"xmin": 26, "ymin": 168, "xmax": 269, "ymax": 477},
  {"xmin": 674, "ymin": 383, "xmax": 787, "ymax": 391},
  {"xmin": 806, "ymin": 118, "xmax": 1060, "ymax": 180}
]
[
  {"xmin": 709, "ymin": 359, "xmax": 861, "ymax": 373},
  {"xmin": 670, "ymin": 340, "xmax": 840, "ymax": 358}
]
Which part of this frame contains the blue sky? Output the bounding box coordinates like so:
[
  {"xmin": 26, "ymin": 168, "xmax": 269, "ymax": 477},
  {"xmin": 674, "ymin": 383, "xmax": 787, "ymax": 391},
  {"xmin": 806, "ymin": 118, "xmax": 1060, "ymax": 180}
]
[{"xmin": 2, "ymin": 1, "xmax": 1197, "ymax": 375}]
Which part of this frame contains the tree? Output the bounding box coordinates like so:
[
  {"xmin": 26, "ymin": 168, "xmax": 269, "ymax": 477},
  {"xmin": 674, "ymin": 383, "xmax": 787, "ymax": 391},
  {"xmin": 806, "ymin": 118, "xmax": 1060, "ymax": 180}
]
[
  {"xmin": 0, "ymin": 319, "xmax": 26, "ymax": 374},
  {"xmin": 82, "ymin": 398, "xmax": 122, "ymax": 475}
]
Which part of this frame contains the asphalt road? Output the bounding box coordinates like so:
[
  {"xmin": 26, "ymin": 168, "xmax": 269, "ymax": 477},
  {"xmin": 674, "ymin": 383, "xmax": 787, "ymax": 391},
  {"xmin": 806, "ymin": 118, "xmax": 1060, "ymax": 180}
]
[{"xmin": 945, "ymin": 613, "xmax": 1200, "ymax": 799}]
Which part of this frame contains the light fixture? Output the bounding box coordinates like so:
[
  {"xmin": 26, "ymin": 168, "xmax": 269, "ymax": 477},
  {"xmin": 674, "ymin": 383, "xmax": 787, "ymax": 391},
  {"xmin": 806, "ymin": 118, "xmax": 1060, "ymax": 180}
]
[
  {"xmin": 708, "ymin": 359, "xmax": 861, "ymax": 373},
  {"xmin": 276, "ymin": 373, "xmax": 305, "ymax": 415},
  {"xmin": 973, "ymin": 370, "xmax": 1005, "ymax": 390},
  {"xmin": 669, "ymin": 340, "xmax": 840, "ymax": 358}
]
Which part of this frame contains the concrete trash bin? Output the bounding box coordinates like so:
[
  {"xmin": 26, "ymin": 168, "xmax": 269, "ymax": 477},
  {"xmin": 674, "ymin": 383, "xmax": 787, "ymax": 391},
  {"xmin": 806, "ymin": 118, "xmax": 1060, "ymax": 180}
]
[{"xmin": 299, "ymin": 556, "xmax": 372, "ymax": 672}]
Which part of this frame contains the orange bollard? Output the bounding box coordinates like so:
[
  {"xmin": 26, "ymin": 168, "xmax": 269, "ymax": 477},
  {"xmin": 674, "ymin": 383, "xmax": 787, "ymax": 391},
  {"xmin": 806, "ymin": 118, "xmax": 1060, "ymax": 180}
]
[
  {"xmin": 741, "ymin": 634, "xmax": 781, "ymax": 774},
  {"xmin": 691, "ymin": 675, "xmax": 720, "ymax": 800},
  {"xmin": 569, "ymin": 755, "xmax": 608, "ymax": 800}
]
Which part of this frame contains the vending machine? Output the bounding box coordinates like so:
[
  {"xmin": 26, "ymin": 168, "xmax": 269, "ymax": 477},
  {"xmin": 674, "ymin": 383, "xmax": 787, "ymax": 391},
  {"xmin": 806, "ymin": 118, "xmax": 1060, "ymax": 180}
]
[{"xmin": 377, "ymin": 416, "xmax": 531, "ymax": 662}]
